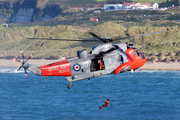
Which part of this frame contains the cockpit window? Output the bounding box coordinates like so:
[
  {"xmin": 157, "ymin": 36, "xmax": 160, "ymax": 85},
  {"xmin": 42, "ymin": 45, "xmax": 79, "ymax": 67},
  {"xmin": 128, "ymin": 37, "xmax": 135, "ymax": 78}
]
[
  {"xmin": 134, "ymin": 51, "xmax": 137, "ymax": 57},
  {"xmin": 136, "ymin": 51, "xmax": 140, "ymax": 56},
  {"xmin": 134, "ymin": 50, "xmax": 141, "ymax": 57}
]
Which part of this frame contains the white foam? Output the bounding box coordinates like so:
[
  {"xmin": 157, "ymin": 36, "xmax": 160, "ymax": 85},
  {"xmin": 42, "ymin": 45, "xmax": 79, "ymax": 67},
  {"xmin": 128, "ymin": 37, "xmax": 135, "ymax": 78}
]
[
  {"xmin": 135, "ymin": 70, "xmax": 171, "ymax": 73},
  {"xmin": 0, "ymin": 67, "xmax": 25, "ymax": 73}
]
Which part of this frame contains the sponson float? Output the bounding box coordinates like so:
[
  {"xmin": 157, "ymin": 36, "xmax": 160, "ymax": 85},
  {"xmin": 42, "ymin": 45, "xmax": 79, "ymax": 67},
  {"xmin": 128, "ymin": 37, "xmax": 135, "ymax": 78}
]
[{"xmin": 14, "ymin": 31, "xmax": 164, "ymax": 89}]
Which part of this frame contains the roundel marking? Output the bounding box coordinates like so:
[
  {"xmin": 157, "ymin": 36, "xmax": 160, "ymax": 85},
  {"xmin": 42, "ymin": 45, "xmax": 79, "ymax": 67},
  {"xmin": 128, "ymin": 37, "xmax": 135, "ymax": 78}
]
[{"xmin": 73, "ymin": 64, "xmax": 81, "ymax": 72}]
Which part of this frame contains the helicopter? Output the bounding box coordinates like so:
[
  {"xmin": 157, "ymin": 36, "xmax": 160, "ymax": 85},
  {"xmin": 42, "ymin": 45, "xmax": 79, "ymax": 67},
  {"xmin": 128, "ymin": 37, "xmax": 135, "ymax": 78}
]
[{"xmin": 14, "ymin": 30, "xmax": 165, "ymax": 89}]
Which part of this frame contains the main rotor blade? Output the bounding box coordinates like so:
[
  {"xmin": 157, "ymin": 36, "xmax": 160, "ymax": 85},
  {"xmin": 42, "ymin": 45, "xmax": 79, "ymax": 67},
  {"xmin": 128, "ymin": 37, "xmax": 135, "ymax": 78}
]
[
  {"xmin": 16, "ymin": 64, "xmax": 23, "ymax": 71},
  {"xmin": 20, "ymin": 50, "xmax": 25, "ymax": 62},
  {"xmin": 25, "ymin": 53, "xmax": 33, "ymax": 62},
  {"xmin": 114, "ymin": 30, "xmax": 166, "ymax": 41},
  {"xmin": 88, "ymin": 31, "xmax": 104, "ymax": 41},
  {"xmin": 13, "ymin": 58, "xmax": 22, "ymax": 63},
  {"xmin": 28, "ymin": 38, "xmax": 101, "ymax": 42}
]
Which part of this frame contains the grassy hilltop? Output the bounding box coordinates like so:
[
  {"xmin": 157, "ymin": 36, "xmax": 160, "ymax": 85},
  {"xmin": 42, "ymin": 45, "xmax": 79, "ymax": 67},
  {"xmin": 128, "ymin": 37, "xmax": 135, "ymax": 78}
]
[
  {"xmin": 0, "ymin": 22, "xmax": 180, "ymax": 63},
  {"xmin": 0, "ymin": 0, "xmax": 179, "ymax": 63}
]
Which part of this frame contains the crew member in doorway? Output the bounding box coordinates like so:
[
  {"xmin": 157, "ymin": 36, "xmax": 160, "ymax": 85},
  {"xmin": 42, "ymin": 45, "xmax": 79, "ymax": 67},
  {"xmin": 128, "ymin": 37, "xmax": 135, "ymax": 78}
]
[
  {"xmin": 99, "ymin": 60, "xmax": 102, "ymax": 70},
  {"xmin": 99, "ymin": 60, "xmax": 104, "ymax": 70},
  {"xmin": 99, "ymin": 98, "xmax": 110, "ymax": 109}
]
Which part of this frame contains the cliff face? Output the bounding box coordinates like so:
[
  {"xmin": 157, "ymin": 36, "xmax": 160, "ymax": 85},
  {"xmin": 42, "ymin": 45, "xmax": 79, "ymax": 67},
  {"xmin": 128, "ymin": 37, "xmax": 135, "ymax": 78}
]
[
  {"xmin": 9, "ymin": 8, "xmax": 34, "ymax": 23},
  {"xmin": 16, "ymin": 8, "xmax": 34, "ymax": 23},
  {"xmin": 0, "ymin": 0, "xmax": 61, "ymax": 23}
]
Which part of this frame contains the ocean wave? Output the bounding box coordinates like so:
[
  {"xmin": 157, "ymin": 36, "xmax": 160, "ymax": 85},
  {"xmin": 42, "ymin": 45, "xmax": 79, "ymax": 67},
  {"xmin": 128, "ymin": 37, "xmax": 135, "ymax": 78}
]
[
  {"xmin": 0, "ymin": 67, "xmax": 25, "ymax": 73},
  {"xmin": 135, "ymin": 70, "xmax": 178, "ymax": 73}
]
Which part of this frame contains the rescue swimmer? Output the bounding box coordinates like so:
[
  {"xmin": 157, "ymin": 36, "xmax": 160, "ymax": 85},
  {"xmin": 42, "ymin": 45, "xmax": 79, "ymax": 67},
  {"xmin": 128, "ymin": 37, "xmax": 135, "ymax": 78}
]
[{"xmin": 99, "ymin": 98, "xmax": 110, "ymax": 109}]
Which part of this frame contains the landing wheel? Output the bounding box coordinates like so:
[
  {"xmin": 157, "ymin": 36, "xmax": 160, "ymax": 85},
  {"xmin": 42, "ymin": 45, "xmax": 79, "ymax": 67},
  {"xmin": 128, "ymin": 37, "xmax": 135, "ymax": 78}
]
[
  {"xmin": 68, "ymin": 83, "xmax": 72, "ymax": 89},
  {"xmin": 68, "ymin": 85, "xmax": 71, "ymax": 89}
]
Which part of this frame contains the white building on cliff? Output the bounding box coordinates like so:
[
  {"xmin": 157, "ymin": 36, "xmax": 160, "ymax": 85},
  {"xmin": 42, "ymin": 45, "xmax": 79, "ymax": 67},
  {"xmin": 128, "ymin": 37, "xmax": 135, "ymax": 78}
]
[
  {"xmin": 104, "ymin": 2, "xmax": 158, "ymax": 10},
  {"xmin": 123, "ymin": 2, "xmax": 158, "ymax": 10}
]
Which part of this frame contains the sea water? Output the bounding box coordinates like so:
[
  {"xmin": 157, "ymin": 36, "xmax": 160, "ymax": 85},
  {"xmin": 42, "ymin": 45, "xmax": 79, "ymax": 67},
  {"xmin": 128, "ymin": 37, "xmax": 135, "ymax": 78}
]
[{"xmin": 0, "ymin": 67, "xmax": 180, "ymax": 120}]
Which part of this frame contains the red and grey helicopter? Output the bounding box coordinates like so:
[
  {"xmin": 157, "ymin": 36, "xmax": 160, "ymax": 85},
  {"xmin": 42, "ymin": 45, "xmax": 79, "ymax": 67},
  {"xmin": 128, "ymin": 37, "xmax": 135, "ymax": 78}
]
[{"xmin": 14, "ymin": 31, "xmax": 165, "ymax": 89}]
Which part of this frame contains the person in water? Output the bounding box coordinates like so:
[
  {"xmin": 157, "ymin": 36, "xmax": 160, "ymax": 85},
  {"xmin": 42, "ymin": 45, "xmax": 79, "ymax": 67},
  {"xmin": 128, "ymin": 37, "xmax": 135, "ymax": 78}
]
[{"xmin": 99, "ymin": 98, "xmax": 110, "ymax": 109}]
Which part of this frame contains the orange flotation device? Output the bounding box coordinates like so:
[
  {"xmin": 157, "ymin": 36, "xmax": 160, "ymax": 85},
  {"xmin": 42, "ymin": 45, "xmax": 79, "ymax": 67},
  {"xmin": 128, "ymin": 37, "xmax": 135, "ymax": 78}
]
[
  {"xmin": 105, "ymin": 100, "xmax": 110, "ymax": 104},
  {"xmin": 99, "ymin": 100, "xmax": 110, "ymax": 109}
]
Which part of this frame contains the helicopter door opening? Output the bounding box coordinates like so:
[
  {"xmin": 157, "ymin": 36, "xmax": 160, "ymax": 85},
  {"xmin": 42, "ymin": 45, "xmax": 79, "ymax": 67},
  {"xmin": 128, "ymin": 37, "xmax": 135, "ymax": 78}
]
[
  {"xmin": 118, "ymin": 55, "xmax": 123, "ymax": 64},
  {"xmin": 90, "ymin": 59, "xmax": 105, "ymax": 72}
]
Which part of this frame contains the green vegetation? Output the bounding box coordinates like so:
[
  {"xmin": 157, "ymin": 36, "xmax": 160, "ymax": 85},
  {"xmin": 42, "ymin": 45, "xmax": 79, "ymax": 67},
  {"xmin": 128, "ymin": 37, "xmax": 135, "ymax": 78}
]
[
  {"xmin": 1, "ymin": 21, "xmax": 180, "ymax": 63},
  {"xmin": 132, "ymin": 0, "xmax": 166, "ymax": 3},
  {"xmin": 0, "ymin": 25, "xmax": 87, "ymax": 58},
  {"xmin": 0, "ymin": 0, "xmax": 17, "ymax": 1},
  {"xmin": 0, "ymin": 0, "xmax": 179, "ymax": 63},
  {"xmin": 8, "ymin": 8, "xmax": 177, "ymax": 28},
  {"xmin": 95, "ymin": 0, "xmax": 106, "ymax": 1}
]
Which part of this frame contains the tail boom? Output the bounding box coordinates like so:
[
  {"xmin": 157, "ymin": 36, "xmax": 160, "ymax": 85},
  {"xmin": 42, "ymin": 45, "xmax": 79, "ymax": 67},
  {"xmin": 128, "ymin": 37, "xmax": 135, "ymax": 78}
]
[{"xmin": 40, "ymin": 60, "xmax": 71, "ymax": 76}]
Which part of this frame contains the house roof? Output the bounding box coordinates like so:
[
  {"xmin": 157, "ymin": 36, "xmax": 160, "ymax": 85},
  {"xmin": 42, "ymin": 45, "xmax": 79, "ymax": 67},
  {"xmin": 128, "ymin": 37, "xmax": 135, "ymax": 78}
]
[
  {"xmin": 140, "ymin": 3, "xmax": 152, "ymax": 5},
  {"xmin": 124, "ymin": 2, "xmax": 156, "ymax": 6},
  {"xmin": 124, "ymin": 3, "xmax": 137, "ymax": 5}
]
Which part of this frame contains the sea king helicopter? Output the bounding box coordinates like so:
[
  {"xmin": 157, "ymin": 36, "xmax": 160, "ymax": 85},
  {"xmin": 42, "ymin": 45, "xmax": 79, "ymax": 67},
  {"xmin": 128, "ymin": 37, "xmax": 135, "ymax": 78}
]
[{"xmin": 14, "ymin": 30, "xmax": 165, "ymax": 89}]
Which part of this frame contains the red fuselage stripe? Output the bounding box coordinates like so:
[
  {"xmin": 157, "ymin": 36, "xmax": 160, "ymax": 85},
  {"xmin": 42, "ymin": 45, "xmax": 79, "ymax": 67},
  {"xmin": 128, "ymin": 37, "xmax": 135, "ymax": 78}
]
[{"xmin": 40, "ymin": 60, "xmax": 71, "ymax": 76}]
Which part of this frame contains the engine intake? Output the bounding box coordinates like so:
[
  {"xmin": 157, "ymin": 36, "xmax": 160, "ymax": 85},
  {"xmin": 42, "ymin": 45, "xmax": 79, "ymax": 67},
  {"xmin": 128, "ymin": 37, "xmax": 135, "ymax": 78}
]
[
  {"xmin": 77, "ymin": 49, "xmax": 88, "ymax": 59},
  {"xmin": 126, "ymin": 42, "xmax": 134, "ymax": 48}
]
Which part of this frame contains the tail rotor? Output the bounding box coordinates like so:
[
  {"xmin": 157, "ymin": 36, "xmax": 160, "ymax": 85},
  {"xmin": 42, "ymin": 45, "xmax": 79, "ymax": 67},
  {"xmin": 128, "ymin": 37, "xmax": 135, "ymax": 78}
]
[{"xmin": 13, "ymin": 50, "xmax": 33, "ymax": 76}]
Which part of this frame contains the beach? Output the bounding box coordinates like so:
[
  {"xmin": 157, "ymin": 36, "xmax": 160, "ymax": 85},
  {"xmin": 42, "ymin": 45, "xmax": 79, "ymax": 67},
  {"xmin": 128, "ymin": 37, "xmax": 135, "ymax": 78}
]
[
  {"xmin": 139, "ymin": 62, "xmax": 180, "ymax": 71},
  {"xmin": 0, "ymin": 59, "xmax": 63, "ymax": 68},
  {"xmin": 0, "ymin": 59, "xmax": 180, "ymax": 70}
]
